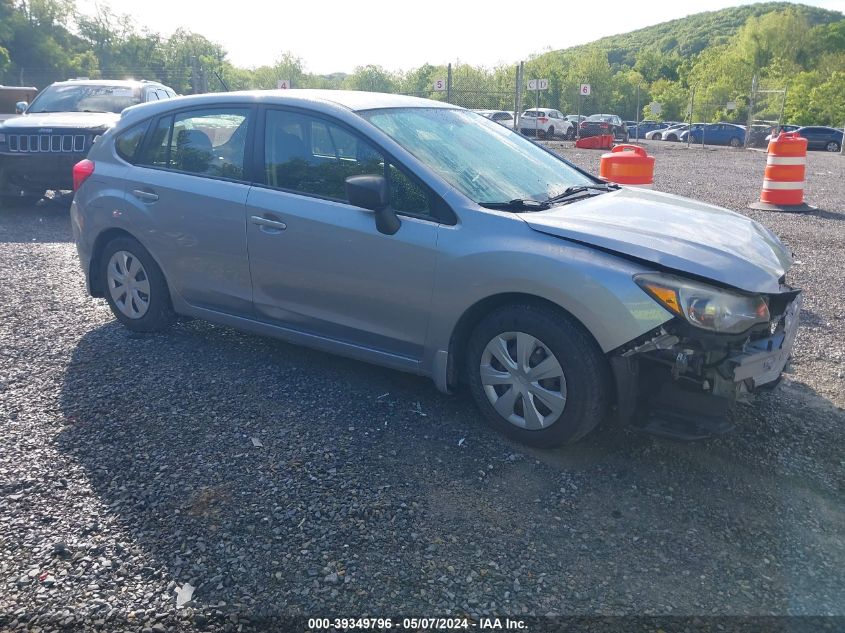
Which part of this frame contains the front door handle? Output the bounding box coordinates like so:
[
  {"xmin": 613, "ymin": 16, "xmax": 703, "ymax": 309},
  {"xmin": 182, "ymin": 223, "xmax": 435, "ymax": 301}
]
[
  {"xmin": 133, "ymin": 189, "xmax": 159, "ymax": 203},
  {"xmin": 251, "ymin": 215, "xmax": 287, "ymax": 232}
]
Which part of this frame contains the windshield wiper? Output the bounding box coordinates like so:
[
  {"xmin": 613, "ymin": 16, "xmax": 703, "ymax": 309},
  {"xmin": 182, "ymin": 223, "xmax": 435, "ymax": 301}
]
[
  {"xmin": 545, "ymin": 182, "xmax": 620, "ymax": 205},
  {"xmin": 479, "ymin": 198, "xmax": 551, "ymax": 212}
]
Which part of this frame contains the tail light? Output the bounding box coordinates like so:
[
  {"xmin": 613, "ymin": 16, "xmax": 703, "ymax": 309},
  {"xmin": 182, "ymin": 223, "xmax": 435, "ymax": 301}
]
[
  {"xmin": 73, "ymin": 159, "xmax": 94, "ymax": 191},
  {"xmin": 601, "ymin": 123, "xmax": 609, "ymax": 129},
  {"xmin": 580, "ymin": 121, "xmax": 587, "ymax": 128},
  {"xmin": 538, "ymin": 117, "xmax": 548, "ymax": 123}
]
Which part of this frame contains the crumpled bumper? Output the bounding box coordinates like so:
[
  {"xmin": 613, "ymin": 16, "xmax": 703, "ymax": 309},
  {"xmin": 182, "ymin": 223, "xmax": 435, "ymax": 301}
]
[{"xmin": 611, "ymin": 292, "xmax": 802, "ymax": 439}]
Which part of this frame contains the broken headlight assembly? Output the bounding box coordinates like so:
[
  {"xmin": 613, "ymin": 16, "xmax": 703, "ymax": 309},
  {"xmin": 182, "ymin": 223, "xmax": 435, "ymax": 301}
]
[{"xmin": 634, "ymin": 273, "xmax": 770, "ymax": 335}]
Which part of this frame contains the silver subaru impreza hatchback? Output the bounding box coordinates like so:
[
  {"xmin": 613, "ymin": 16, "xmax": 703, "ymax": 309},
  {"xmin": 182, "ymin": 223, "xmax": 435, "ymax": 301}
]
[{"xmin": 70, "ymin": 90, "xmax": 801, "ymax": 446}]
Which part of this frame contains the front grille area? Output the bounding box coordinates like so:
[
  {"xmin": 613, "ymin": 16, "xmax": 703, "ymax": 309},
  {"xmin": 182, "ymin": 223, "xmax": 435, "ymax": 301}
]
[{"xmin": 7, "ymin": 133, "xmax": 86, "ymax": 153}]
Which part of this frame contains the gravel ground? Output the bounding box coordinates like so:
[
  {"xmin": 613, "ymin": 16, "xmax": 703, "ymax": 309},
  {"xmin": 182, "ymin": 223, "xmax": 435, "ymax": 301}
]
[{"xmin": 0, "ymin": 144, "xmax": 843, "ymax": 631}]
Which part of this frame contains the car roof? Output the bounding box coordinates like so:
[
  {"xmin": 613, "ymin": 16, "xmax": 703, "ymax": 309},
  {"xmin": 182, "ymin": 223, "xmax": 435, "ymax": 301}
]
[
  {"xmin": 119, "ymin": 89, "xmax": 456, "ymax": 124},
  {"xmin": 50, "ymin": 79, "xmax": 168, "ymax": 88}
]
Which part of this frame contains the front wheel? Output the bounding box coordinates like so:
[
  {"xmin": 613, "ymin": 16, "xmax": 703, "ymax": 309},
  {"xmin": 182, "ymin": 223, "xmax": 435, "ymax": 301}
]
[
  {"xmin": 826, "ymin": 141, "xmax": 840, "ymax": 152},
  {"xmin": 466, "ymin": 304, "xmax": 609, "ymax": 447},
  {"xmin": 100, "ymin": 236, "xmax": 176, "ymax": 332}
]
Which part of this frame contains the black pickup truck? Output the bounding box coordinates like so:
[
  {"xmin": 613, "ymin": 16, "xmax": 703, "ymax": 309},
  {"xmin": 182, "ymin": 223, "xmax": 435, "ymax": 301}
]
[{"xmin": 0, "ymin": 79, "xmax": 176, "ymax": 206}]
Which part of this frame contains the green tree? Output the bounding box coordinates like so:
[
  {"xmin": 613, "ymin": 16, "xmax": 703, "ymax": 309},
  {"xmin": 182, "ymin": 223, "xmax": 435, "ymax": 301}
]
[{"xmin": 343, "ymin": 65, "xmax": 398, "ymax": 93}]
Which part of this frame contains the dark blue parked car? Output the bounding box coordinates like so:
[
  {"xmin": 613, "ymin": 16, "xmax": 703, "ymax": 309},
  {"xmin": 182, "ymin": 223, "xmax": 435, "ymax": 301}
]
[
  {"xmin": 683, "ymin": 123, "xmax": 746, "ymax": 147},
  {"xmin": 796, "ymin": 126, "xmax": 842, "ymax": 152},
  {"xmin": 628, "ymin": 120, "xmax": 668, "ymax": 140}
]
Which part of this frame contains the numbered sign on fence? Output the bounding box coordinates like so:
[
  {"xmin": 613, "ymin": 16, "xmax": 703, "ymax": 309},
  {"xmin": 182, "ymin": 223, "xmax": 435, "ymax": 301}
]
[
  {"xmin": 580, "ymin": 84, "xmax": 591, "ymax": 96},
  {"xmin": 726, "ymin": 101, "xmax": 737, "ymax": 111},
  {"xmin": 433, "ymin": 78, "xmax": 447, "ymax": 91},
  {"xmin": 527, "ymin": 79, "xmax": 549, "ymax": 91},
  {"xmin": 277, "ymin": 79, "xmax": 290, "ymax": 90}
]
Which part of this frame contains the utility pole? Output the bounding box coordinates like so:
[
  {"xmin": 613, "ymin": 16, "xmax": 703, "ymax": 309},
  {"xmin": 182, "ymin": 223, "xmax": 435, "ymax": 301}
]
[
  {"xmin": 745, "ymin": 73, "xmax": 757, "ymax": 148},
  {"xmin": 514, "ymin": 62, "xmax": 523, "ymax": 132},
  {"xmin": 446, "ymin": 63, "xmax": 452, "ymax": 104},
  {"xmin": 576, "ymin": 85, "xmax": 581, "ymax": 140},
  {"xmin": 841, "ymin": 121, "xmax": 845, "ymax": 156},
  {"xmin": 635, "ymin": 84, "xmax": 640, "ymax": 140},
  {"xmin": 687, "ymin": 86, "xmax": 695, "ymax": 148}
]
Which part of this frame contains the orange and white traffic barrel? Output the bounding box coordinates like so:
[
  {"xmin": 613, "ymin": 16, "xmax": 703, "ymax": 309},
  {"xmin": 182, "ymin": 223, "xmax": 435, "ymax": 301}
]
[
  {"xmin": 750, "ymin": 132, "xmax": 814, "ymax": 211},
  {"xmin": 599, "ymin": 144, "xmax": 655, "ymax": 187}
]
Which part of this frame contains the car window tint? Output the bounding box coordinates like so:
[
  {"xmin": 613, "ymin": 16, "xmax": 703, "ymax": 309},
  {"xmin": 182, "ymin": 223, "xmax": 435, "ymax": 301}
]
[
  {"xmin": 264, "ymin": 109, "xmax": 384, "ymax": 202},
  {"xmin": 115, "ymin": 121, "xmax": 148, "ymax": 163},
  {"xmin": 138, "ymin": 109, "xmax": 249, "ymax": 178},
  {"xmin": 137, "ymin": 115, "xmax": 172, "ymax": 167},
  {"xmin": 388, "ymin": 163, "xmax": 430, "ymax": 216}
]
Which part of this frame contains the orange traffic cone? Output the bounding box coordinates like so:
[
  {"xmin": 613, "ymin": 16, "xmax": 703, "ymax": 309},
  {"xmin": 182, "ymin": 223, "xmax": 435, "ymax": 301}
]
[
  {"xmin": 599, "ymin": 145, "xmax": 655, "ymax": 187},
  {"xmin": 749, "ymin": 132, "xmax": 815, "ymax": 211}
]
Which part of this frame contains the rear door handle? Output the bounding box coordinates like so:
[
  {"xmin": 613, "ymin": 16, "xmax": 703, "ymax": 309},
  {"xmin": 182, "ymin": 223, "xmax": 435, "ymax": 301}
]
[
  {"xmin": 251, "ymin": 215, "xmax": 287, "ymax": 232},
  {"xmin": 133, "ymin": 189, "xmax": 159, "ymax": 203}
]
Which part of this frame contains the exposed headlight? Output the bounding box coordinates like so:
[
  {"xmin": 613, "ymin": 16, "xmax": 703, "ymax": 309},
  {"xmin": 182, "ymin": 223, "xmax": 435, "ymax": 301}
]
[{"xmin": 635, "ymin": 273, "xmax": 770, "ymax": 334}]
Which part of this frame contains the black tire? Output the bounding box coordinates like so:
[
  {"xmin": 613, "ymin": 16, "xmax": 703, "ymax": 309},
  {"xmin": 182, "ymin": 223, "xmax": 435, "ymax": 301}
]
[
  {"xmin": 566, "ymin": 127, "xmax": 576, "ymax": 140},
  {"xmin": 466, "ymin": 304, "xmax": 609, "ymax": 447},
  {"xmin": 729, "ymin": 137, "xmax": 742, "ymax": 148},
  {"xmin": 546, "ymin": 125, "xmax": 555, "ymax": 139},
  {"xmin": 100, "ymin": 236, "xmax": 176, "ymax": 333},
  {"xmin": 826, "ymin": 141, "xmax": 840, "ymax": 152}
]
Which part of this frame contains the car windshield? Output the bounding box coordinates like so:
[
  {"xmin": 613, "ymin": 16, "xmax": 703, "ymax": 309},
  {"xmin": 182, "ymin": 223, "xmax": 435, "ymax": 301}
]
[
  {"xmin": 360, "ymin": 108, "xmax": 593, "ymax": 205},
  {"xmin": 27, "ymin": 84, "xmax": 142, "ymax": 113}
]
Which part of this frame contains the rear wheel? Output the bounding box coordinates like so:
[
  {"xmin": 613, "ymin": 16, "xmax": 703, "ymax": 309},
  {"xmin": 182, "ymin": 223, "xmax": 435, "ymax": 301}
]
[
  {"xmin": 100, "ymin": 236, "xmax": 176, "ymax": 332},
  {"xmin": 466, "ymin": 304, "xmax": 608, "ymax": 447},
  {"xmin": 826, "ymin": 141, "xmax": 840, "ymax": 152},
  {"xmin": 730, "ymin": 137, "xmax": 742, "ymax": 148},
  {"xmin": 546, "ymin": 125, "xmax": 555, "ymax": 139}
]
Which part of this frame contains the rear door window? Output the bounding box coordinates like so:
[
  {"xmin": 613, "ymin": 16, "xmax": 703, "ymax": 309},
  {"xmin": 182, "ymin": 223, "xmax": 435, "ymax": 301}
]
[{"xmin": 137, "ymin": 107, "xmax": 251, "ymax": 180}]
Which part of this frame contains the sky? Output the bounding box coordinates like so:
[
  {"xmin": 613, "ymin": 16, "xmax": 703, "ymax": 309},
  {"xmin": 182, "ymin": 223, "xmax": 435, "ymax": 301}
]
[{"xmin": 75, "ymin": 0, "xmax": 845, "ymax": 74}]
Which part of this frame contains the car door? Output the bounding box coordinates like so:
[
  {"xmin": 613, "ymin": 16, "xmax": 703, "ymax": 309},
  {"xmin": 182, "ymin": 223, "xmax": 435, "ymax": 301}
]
[
  {"xmin": 800, "ymin": 127, "xmax": 822, "ymax": 149},
  {"xmin": 245, "ymin": 107, "xmax": 441, "ymax": 361},
  {"xmin": 124, "ymin": 106, "xmax": 255, "ymax": 316}
]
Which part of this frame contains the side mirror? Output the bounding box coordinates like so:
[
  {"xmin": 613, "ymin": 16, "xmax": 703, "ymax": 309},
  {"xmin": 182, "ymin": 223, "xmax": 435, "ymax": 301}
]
[
  {"xmin": 345, "ymin": 175, "xmax": 401, "ymax": 235},
  {"xmin": 15, "ymin": 101, "xmax": 28, "ymax": 114}
]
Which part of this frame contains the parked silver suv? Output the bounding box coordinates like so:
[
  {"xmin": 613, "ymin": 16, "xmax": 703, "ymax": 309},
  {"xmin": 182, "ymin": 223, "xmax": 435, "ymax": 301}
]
[{"xmin": 71, "ymin": 90, "xmax": 801, "ymax": 446}]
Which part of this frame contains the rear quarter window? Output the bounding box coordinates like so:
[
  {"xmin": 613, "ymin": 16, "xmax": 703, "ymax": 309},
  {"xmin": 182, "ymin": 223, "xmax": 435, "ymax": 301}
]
[{"xmin": 115, "ymin": 121, "xmax": 150, "ymax": 163}]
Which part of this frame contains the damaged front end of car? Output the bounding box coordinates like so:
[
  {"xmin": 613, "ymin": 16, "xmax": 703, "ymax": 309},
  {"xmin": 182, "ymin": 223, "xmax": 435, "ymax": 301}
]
[{"xmin": 610, "ymin": 273, "xmax": 802, "ymax": 440}]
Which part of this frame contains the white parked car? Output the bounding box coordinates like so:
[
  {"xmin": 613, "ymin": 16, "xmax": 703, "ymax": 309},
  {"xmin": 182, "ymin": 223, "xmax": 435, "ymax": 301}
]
[
  {"xmin": 519, "ymin": 108, "xmax": 574, "ymax": 139},
  {"xmin": 474, "ymin": 109, "xmax": 516, "ymax": 129}
]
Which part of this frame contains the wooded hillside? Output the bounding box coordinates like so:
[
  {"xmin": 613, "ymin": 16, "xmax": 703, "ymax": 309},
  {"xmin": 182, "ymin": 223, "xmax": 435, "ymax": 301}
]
[{"xmin": 1, "ymin": 1, "xmax": 843, "ymax": 125}]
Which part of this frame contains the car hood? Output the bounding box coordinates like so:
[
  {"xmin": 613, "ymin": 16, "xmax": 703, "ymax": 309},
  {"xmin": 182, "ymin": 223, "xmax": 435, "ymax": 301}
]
[
  {"xmin": 522, "ymin": 187, "xmax": 792, "ymax": 294},
  {"xmin": 0, "ymin": 112, "xmax": 120, "ymax": 130}
]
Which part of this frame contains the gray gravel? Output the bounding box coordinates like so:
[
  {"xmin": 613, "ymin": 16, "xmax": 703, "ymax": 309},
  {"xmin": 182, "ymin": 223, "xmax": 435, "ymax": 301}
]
[{"xmin": 1, "ymin": 144, "xmax": 843, "ymax": 631}]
